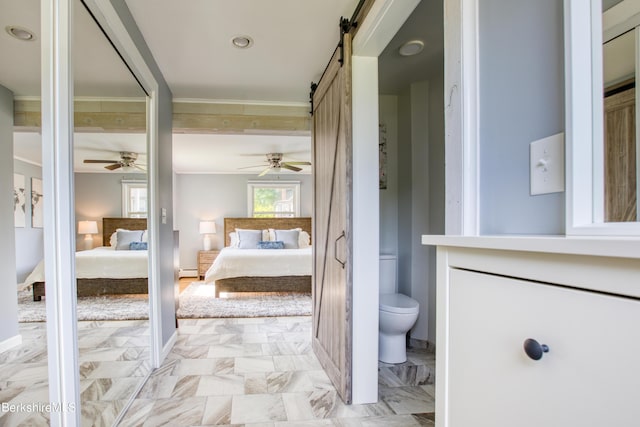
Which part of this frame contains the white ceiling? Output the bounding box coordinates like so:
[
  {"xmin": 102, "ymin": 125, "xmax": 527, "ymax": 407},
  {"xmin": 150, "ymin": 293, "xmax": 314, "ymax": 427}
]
[
  {"xmin": 124, "ymin": 0, "xmax": 360, "ymax": 103},
  {"xmin": 0, "ymin": 0, "xmax": 144, "ymax": 97}
]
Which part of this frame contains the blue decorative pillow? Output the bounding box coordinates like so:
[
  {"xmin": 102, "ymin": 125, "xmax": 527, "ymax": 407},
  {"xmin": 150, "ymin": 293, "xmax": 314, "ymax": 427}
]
[
  {"xmin": 129, "ymin": 241, "xmax": 148, "ymax": 250},
  {"xmin": 257, "ymin": 240, "xmax": 285, "ymax": 249}
]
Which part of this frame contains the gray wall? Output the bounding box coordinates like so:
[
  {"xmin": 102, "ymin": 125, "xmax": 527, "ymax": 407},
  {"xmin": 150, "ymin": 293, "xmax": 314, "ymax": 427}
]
[
  {"xmin": 74, "ymin": 172, "xmax": 146, "ymax": 248},
  {"xmin": 111, "ymin": 0, "xmax": 176, "ymax": 346},
  {"xmin": 14, "ymin": 159, "xmax": 44, "ymax": 283},
  {"xmin": 379, "ymin": 96, "xmax": 399, "ymax": 257},
  {"xmin": 427, "ymin": 70, "xmax": 445, "ymax": 342},
  {"xmin": 175, "ymin": 173, "xmax": 313, "ymax": 271},
  {"xmin": 389, "ymin": 77, "xmax": 445, "ymax": 344},
  {"xmin": 479, "ymin": 0, "xmax": 565, "ymax": 234},
  {"xmin": 397, "ymin": 88, "xmax": 413, "ymax": 298},
  {"xmin": 1, "ymin": 85, "xmax": 19, "ymax": 346}
]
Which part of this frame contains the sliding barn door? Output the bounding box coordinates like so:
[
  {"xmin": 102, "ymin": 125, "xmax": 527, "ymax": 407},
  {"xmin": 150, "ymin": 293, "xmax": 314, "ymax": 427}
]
[
  {"xmin": 312, "ymin": 33, "xmax": 353, "ymax": 404},
  {"xmin": 604, "ymin": 87, "xmax": 637, "ymax": 222}
]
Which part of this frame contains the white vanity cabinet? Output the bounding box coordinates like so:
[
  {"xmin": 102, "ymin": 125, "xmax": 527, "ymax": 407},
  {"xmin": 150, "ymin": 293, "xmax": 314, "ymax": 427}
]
[{"xmin": 423, "ymin": 236, "xmax": 640, "ymax": 427}]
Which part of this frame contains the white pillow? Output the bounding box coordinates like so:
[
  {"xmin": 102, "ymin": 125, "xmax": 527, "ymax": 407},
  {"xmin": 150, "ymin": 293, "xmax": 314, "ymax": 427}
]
[
  {"xmin": 115, "ymin": 229, "xmax": 144, "ymax": 250},
  {"xmin": 236, "ymin": 229, "xmax": 263, "ymax": 249},
  {"xmin": 299, "ymin": 231, "xmax": 311, "ymax": 248},
  {"xmin": 229, "ymin": 232, "xmax": 239, "ymax": 248},
  {"xmin": 273, "ymin": 229, "xmax": 300, "ymax": 249},
  {"xmin": 110, "ymin": 228, "xmax": 129, "ymax": 247},
  {"xmin": 269, "ymin": 228, "xmax": 309, "ymax": 248},
  {"xmin": 110, "ymin": 228, "xmax": 147, "ymax": 247},
  {"xmin": 235, "ymin": 229, "xmax": 269, "ymax": 242}
]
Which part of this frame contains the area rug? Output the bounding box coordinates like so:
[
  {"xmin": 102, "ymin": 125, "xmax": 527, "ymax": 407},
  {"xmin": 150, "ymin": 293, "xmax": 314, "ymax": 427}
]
[
  {"xmin": 18, "ymin": 282, "xmax": 312, "ymax": 322},
  {"xmin": 176, "ymin": 282, "xmax": 312, "ymax": 318}
]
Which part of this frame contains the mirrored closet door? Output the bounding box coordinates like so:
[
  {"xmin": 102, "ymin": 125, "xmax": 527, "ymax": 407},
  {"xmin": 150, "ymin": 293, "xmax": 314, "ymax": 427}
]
[{"xmin": 73, "ymin": 0, "xmax": 150, "ymax": 423}]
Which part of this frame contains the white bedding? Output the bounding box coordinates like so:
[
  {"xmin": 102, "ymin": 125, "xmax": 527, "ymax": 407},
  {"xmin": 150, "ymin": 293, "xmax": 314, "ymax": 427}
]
[
  {"xmin": 22, "ymin": 246, "xmax": 148, "ymax": 289},
  {"xmin": 204, "ymin": 247, "xmax": 312, "ymax": 284}
]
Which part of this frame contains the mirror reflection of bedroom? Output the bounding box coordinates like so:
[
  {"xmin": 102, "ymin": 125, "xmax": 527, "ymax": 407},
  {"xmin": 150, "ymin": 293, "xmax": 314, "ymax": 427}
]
[{"xmin": 8, "ymin": 0, "xmax": 150, "ymax": 424}]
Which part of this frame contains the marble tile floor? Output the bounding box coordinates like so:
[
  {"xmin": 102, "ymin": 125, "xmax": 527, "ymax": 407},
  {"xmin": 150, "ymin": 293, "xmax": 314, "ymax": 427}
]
[
  {"xmin": 119, "ymin": 316, "xmax": 435, "ymax": 426},
  {"xmin": 0, "ymin": 319, "xmax": 151, "ymax": 427}
]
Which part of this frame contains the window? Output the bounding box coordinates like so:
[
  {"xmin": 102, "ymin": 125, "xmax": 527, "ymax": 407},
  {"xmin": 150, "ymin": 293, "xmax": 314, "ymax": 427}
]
[
  {"xmin": 122, "ymin": 180, "xmax": 148, "ymax": 218},
  {"xmin": 248, "ymin": 181, "xmax": 300, "ymax": 217}
]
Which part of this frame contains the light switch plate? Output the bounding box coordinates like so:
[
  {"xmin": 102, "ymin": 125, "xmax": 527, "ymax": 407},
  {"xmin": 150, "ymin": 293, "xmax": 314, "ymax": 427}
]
[
  {"xmin": 530, "ymin": 133, "xmax": 565, "ymax": 195},
  {"xmin": 161, "ymin": 208, "xmax": 167, "ymax": 224}
]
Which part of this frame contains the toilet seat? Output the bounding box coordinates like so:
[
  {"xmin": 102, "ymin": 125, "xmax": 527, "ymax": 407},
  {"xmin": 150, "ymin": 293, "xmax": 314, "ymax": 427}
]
[{"xmin": 379, "ymin": 293, "xmax": 419, "ymax": 315}]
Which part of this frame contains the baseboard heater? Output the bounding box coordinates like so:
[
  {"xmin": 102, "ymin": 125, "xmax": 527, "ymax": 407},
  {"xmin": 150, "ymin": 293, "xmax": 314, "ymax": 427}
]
[{"xmin": 179, "ymin": 269, "xmax": 198, "ymax": 278}]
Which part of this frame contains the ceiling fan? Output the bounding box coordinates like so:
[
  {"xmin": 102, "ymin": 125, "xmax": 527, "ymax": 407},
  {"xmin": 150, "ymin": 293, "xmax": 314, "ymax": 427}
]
[
  {"xmin": 239, "ymin": 152, "xmax": 311, "ymax": 177},
  {"xmin": 83, "ymin": 151, "xmax": 146, "ymax": 171}
]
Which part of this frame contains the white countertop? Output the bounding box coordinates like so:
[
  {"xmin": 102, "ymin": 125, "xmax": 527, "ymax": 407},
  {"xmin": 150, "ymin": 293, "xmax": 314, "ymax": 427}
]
[{"xmin": 421, "ymin": 235, "xmax": 640, "ymax": 259}]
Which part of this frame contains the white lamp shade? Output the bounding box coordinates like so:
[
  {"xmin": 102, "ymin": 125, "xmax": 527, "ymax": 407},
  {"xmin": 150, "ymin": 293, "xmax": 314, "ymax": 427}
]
[
  {"xmin": 199, "ymin": 221, "xmax": 216, "ymax": 235},
  {"xmin": 78, "ymin": 220, "xmax": 98, "ymax": 235}
]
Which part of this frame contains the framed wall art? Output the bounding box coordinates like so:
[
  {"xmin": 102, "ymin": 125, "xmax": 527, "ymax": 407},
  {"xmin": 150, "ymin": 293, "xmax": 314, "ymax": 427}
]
[
  {"xmin": 31, "ymin": 177, "xmax": 43, "ymax": 228},
  {"xmin": 14, "ymin": 173, "xmax": 26, "ymax": 227}
]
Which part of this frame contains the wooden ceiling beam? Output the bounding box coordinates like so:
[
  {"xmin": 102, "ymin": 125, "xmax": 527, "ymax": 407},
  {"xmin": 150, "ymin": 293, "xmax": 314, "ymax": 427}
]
[{"xmin": 13, "ymin": 99, "xmax": 311, "ymax": 135}]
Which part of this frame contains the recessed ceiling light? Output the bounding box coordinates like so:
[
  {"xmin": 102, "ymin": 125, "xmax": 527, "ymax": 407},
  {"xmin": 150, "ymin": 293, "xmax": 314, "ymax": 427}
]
[
  {"xmin": 231, "ymin": 35, "xmax": 253, "ymax": 49},
  {"xmin": 5, "ymin": 26, "xmax": 36, "ymax": 42},
  {"xmin": 398, "ymin": 40, "xmax": 424, "ymax": 57}
]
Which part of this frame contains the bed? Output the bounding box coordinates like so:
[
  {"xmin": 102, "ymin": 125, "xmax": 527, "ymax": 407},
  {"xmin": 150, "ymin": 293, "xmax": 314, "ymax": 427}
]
[
  {"xmin": 204, "ymin": 217, "xmax": 312, "ymax": 297},
  {"xmin": 26, "ymin": 218, "xmax": 149, "ymax": 301}
]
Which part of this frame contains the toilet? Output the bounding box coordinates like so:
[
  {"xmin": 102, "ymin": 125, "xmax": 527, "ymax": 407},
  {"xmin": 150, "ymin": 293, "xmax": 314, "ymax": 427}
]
[{"xmin": 379, "ymin": 255, "xmax": 420, "ymax": 364}]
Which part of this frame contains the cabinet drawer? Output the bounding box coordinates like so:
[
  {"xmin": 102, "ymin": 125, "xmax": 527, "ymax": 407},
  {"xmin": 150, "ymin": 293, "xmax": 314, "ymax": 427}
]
[{"xmin": 447, "ymin": 268, "xmax": 640, "ymax": 427}]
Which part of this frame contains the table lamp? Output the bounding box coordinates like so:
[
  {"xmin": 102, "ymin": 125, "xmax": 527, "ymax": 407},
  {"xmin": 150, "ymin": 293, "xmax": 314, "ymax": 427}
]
[
  {"xmin": 78, "ymin": 220, "xmax": 98, "ymax": 250},
  {"xmin": 199, "ymin": 221, "xmax": 216, "ymax": 250}
]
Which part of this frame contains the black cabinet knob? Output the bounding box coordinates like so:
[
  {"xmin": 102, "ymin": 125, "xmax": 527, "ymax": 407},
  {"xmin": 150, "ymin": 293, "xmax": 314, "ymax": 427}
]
[{"xmin": 523, "ymin": 338, "xmax": 549, "ymax": 361}]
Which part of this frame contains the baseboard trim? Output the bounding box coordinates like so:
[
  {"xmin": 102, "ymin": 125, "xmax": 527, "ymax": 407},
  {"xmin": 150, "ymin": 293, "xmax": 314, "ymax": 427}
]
[
  {"xmin": 409, "ymin": 337, "xmax": 435, "ymax": 352},
  {"xmin": 179, "ymin": 269, "xmax": 198, "ymax": 278},
  {"xmin": 161, "ymin": 330, "xmax": 178, "ymax": 362},
  {"xmin": 0, "ymin": 334, "xmax": 22, "ymax": 354}
]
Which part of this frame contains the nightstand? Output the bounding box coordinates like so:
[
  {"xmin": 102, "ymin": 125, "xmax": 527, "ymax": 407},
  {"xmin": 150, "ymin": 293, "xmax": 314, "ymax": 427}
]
[{"xmin": 198, "ymin": 250, "xmax": 219, "ymax": 280}]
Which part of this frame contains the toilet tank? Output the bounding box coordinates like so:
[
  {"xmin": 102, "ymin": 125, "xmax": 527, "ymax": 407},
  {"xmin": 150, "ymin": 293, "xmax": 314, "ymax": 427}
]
[{"xmin": 379, "ymin": 255, "xmax": 398, "ymax": 294}]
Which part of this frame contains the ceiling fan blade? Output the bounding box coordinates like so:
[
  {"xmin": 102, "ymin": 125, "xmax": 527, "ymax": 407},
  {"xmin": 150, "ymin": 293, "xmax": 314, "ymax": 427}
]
[
  {"xmin": 84, "ymin": 159, "xmax": 119, "ymax": 164},
  {"xmin": 105, "ymin": 163, "xmax": 123, "ymax": 171},
  {"xmin": 258, "ymin": 167, "xmax": 271, "ymax": 177},
  {"xmin": 283, "ymin": 161, "xmax": 311, "ymax": 166},
  {"xmin": 238, "ymin": 164, "xmax": 267, "ymax": 170},
  {"xmin": 134, "ymin": 164, "xmax": 147, "ymax": 171},
  {"xmin": 281, "ymin": 164, "xmax": 302, "ymax": 172}
]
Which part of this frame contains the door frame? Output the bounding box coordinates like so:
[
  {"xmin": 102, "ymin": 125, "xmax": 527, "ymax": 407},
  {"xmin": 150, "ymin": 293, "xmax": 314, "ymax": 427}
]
[{"xmin": 349, "ymin": 0, "xmax": 474, "ymax": 404}]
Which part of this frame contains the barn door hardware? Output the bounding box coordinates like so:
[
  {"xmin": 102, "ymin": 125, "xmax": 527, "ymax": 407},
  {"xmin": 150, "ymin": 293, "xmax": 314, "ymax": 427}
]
[
  {"xmin": 338, "ymin": 17, "xmax": 355, "ymax": 66},
  {"xmin": 338, "ymin": 0, "xmax": 366, "ymax": 65},
  {"xmin": 334, "ymin": 230, "xmax": 347, "ymax": 269},
  {"xmin": 309, "ymin": 82, "xmax": 318, "ymax": 116}
]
